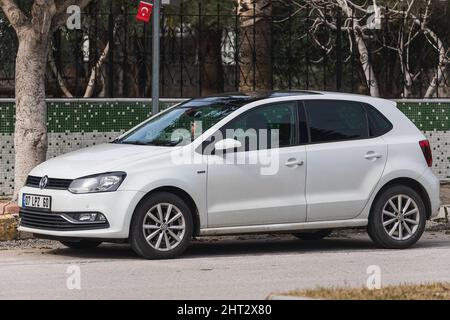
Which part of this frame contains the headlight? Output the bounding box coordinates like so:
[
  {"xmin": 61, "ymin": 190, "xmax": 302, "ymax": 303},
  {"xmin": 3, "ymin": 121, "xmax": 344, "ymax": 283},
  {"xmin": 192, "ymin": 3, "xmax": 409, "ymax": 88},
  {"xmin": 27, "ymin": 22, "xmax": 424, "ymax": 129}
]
[{"xmin": 69, "ymin": 172, "xmax": 126, "ymax": 194}]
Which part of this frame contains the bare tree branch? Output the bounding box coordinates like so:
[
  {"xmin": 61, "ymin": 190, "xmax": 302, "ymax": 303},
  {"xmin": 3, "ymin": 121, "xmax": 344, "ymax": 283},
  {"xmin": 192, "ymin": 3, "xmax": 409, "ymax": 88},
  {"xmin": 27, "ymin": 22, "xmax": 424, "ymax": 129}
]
[
  {"xmin": 0, "ymin": 0, "xmax": 30, "ymax": 31},
  {"xmin": 48, "ymin": 45, "xmax": 73, "ymax": 98}
]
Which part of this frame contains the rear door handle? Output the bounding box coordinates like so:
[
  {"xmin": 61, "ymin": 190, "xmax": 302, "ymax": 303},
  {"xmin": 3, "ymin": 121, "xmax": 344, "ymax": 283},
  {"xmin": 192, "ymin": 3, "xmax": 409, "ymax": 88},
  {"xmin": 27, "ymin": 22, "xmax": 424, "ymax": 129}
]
[
  {"xmin": 365, "ymin": 152, "xmax": 383, "ymax": 160},
  {"xmin": 285, "ymin": 158, "xmax": 304, "ymax": 168}
]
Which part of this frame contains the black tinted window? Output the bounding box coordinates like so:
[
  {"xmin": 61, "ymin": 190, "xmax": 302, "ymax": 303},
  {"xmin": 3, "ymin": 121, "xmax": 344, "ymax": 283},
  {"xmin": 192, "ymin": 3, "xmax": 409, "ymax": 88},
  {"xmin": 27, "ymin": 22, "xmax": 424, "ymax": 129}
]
[
  {"xmin": 223, "ymin": 102, "xmax": 298, "ymax": 151},
  {"xmin": 305, "ymin": 101, "xmax": 369, "ymax": 143},
  {"xmin": 364, "ymin": 103, "xmax": 393, "ymax": 137}
]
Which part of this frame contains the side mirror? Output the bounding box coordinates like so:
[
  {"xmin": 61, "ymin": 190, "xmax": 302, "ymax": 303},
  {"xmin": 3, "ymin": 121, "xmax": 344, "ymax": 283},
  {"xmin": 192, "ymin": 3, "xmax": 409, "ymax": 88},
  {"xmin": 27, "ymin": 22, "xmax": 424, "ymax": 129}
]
[{"xmin": 214, "ymin": 139, "xmax": 242, "ymax": 152}]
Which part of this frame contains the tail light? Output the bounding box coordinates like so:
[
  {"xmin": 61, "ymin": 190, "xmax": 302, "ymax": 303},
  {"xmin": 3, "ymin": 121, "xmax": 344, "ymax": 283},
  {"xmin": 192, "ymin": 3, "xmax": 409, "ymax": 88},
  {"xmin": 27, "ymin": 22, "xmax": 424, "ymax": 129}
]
[{"xmin": 419, "ymin": 140, "xmax": 433, "ymax": 167}]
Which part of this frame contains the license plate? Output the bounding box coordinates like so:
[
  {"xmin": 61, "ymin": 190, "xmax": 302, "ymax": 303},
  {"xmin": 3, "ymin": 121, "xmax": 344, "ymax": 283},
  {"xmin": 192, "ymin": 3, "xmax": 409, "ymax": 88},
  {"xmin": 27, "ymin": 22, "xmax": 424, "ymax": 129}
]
[{"xmin": 23, "ymin": 194, "xmax": 52, "ymax": 211}]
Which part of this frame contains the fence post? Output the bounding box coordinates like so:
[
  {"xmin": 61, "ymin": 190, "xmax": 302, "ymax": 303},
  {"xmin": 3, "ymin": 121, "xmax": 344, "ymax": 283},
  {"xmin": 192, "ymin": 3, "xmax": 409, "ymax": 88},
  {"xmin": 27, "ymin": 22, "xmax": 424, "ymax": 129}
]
[
  {"xmin": 217, "ymin": 3, "xmax": 221, "ymax": 93},
  {"xmin": 161, "ymin": 5, "xmax": 166, "ymax": 98},
  {"xmin": 198, "ymin": 1, "xmax": 203, "ymax": 97},
  {"xmin": 305, "ymin": 3, "xmax": 310, "ymax": 90},
  {"xmin": 252, "ymin": 2, "xmax": 256, "ymax": 91},
  {"xmin": 288, "ymin": 5, "xmax": 293, "ymax": 90},
  {"xmin": 234, "ymin": 5, "xmax": 239, "ymax": 91},
  {"xmin": 108, "ymin": 1, "xmax": 114, "ymax": 98},
  {"xmin": 336, "ymin": 9, "xmax": 343, "ymax": 92},
  {"xmin": 122, "ymin": 7, "xmax": 128, "ymax": 97},
  {"xmin": 152, "ymin": 0, "xmax": 161, "ymax": 114},
  {"xmin": 179, "ymin": 2, "xmax": 184, "ymax": 97}
]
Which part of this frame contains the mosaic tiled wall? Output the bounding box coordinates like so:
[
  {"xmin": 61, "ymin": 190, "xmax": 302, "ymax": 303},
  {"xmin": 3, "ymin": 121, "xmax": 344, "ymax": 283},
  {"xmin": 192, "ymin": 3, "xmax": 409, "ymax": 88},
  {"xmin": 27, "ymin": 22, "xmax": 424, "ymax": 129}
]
[
  {"xmin": 0, "ymin": 99, "xmax": 449, "ymax": 196},
  {"xmin": 397, "ymin": 101, "xmax": 450, "ymax": 180},
  {"xmin": 0, "ymin": 100, "xmax": 178, "ymax": 196}
]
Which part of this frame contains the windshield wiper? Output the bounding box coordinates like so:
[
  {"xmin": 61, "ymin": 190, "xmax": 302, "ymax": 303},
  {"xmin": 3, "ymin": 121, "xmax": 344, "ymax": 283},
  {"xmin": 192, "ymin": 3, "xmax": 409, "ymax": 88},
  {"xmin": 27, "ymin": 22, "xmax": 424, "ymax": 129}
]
[
  {"xmin": 112, "ymin": 139, "xmax": 184, "ymax": 147},
  {"xmin": 115, "ymin": 140, "xmax": 150, "ymax": 146}
]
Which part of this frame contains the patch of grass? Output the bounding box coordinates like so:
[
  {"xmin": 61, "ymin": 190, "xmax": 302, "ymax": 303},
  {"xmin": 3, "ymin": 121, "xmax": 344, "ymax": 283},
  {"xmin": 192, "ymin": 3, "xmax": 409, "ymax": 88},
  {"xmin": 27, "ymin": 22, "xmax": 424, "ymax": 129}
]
[{"xmin": 285, "ymin": 283, "xmax": 450, "ymax": 300}]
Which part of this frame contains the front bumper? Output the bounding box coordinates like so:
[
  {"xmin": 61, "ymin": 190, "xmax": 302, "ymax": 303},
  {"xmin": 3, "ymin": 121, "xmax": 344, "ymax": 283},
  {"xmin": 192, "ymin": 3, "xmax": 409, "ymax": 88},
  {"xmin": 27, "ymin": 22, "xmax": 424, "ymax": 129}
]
[
  {"xmin": 20, "ymin": 208, "xmax": 110, "ymax": 231},
  {"xmin": 18, "ymin": 187, "xmax": 144, "ymax": 239}
]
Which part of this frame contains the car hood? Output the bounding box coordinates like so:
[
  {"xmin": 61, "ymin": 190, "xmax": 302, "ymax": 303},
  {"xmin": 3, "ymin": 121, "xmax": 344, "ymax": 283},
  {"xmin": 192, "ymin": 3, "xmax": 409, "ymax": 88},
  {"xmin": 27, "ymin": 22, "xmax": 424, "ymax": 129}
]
[{"xmin": 30, "ymin": 143, "xmax": 178, "ymax": 179}]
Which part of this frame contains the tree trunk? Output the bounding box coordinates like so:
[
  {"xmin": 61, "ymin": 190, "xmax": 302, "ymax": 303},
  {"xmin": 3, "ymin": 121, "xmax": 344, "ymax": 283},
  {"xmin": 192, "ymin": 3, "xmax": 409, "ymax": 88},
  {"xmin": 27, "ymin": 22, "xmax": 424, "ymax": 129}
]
[
  {"xmin": 13, "ymin": 29, "xmax": 51, "ymax": 200},
  {"xmin": 238, "ymin": 0, "xmax": 272, "ymax": 93},
  {"xmin": 199, "ymin": 29, "xmax": 224, "ymax": 96},
  {"xmin": 337, "ymin": 0, "xmax": 380, "ymax": 97}
]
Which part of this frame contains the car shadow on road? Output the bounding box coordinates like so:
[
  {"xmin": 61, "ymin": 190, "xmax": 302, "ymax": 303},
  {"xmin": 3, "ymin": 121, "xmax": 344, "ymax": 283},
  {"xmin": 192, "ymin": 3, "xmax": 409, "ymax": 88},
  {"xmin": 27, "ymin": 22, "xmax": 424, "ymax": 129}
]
[
  {"xmin": 46, "ymin": 233, "xmax": 449, "ymax": 260},
  {"xmin": 184, "ymin": 238, "xmax": 374, "ymax": 258},
  {"xmin": 46, "ymin": 237, "xmax": 374, "ymax": 260}
]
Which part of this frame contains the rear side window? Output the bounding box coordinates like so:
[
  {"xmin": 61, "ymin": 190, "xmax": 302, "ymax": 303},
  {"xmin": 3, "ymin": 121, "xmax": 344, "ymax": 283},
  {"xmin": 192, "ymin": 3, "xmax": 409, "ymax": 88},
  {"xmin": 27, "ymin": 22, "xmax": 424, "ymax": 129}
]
[
  {"xmin": 304, "ymin": 100, "xmax": 369, "ymax": 143},
  {"xmin": 363, "ymin": 103, "xmax": 393, "ymax": 137}
]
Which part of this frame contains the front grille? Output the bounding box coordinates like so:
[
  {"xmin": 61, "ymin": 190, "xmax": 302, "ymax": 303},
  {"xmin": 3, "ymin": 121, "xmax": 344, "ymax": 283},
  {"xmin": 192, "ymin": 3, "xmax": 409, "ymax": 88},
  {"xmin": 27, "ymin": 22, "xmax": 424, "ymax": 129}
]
[
  {"xmin": 26, "ymin": 176, "xmax": 73, "ymax": 190},
  {"xmin": 20, "ymin": 209, "xmax": 109, "ymax": 231}
]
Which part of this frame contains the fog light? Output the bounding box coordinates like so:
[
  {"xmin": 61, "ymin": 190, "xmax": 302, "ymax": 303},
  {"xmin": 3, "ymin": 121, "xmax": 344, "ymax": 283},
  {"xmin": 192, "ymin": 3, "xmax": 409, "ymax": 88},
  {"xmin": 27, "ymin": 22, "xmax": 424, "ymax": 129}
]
[
  {"xmin": 65, "ymin": 213, "xmax": 107, "ymax": 223},
  {"xmin": 78, "ymin": 213, "xmax": 98, "ymax": 222}
]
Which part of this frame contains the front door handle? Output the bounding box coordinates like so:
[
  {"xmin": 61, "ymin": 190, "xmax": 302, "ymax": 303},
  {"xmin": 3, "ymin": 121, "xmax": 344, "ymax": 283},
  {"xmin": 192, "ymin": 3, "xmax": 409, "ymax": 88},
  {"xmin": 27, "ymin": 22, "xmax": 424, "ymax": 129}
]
[
  {"xmin": 285, "ymin": 158, "xmax": 304, "ymax": 168},
  {"xmin": 365, "ymin": 152, "xmax": 383, "ymax": 160}
]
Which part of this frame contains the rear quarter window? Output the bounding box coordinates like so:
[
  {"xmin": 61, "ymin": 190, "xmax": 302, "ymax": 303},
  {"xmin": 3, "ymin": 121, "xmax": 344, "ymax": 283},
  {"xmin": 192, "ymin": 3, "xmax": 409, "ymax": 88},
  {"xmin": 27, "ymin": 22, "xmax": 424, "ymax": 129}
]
[{"xmin": 363, "ymin": 103, "xmax": 393, "ymax": 137}]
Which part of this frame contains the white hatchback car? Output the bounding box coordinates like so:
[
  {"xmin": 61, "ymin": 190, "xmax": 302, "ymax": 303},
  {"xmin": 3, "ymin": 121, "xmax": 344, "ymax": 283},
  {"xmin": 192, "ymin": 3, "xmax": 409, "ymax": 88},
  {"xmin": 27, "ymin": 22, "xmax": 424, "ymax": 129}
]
[{"xmin": 19, "ymin": 92, "xmax": 440, "ymax": 259}]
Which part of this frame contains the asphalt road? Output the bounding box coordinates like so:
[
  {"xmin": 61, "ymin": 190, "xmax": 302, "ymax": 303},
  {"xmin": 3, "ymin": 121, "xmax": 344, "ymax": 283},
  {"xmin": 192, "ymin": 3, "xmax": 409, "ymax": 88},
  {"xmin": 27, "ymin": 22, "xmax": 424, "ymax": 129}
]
[{"xmin": 0, "ymin": 230, "xmax": 449, "ymax": 300}]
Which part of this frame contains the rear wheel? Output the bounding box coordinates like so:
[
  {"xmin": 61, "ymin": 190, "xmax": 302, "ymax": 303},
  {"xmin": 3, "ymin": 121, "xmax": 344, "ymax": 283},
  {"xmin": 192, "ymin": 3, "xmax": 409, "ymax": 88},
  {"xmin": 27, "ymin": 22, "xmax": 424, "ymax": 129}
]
[
  {"xmin": 60, "ymin": 240, "xmax": 102, "ymax": 250},
  {"xmin": 130, "ymin": 192, "xmax": 193, "ymax": 260},
  {"xmin": 293, "ymin": 229, "xmax": 332, "ymax": 241},
  {"xmin": 368, "ymin": 185, "xmax": 426, "ymax": 249}
]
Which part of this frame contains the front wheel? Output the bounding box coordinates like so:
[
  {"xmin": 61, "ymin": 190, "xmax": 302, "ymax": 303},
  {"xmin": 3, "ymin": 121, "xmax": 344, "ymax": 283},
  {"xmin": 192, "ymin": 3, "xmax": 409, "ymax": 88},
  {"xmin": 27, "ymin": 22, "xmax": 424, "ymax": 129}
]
[
  {"xmin": 130, "ymin": 192, "xmax": 193, "ymax": 260},
  {"xmin": 368, "ymin": 185, "xmax": 426, "ymax": 249}
]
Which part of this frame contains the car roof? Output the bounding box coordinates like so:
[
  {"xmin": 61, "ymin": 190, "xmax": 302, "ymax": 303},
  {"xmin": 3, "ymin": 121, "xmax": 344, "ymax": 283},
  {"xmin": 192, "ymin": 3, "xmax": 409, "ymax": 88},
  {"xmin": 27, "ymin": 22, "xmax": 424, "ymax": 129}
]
[
  {"xmin": 181, "ymin": 91, "xmax": 322, "ymax": 108},
  {"xmin": 180, "ymin": 91, "xmax": 391, "ymax": 109}
]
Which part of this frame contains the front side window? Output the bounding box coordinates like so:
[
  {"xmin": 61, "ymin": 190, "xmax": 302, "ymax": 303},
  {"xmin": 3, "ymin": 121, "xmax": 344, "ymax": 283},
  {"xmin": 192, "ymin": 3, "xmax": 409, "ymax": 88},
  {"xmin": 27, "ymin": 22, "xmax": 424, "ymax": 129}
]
[
  {"xmin": 115, "ymin": 97, "xmax": 253, "ymax": 146},
  {"xmin": 219, "ymin": 102, "xmax": 299, "ymax": 152},
  {"xmin": 305, "ymin": 100, "xmax": 369, "ymax": 143}
]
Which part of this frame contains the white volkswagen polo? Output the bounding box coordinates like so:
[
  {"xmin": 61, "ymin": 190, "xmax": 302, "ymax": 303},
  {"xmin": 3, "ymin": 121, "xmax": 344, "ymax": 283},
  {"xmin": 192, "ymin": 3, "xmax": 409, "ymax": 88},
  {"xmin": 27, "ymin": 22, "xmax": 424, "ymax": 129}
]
[{"xmin": 19, "ymin": 92, "xmax": 440, "ymax": 259}]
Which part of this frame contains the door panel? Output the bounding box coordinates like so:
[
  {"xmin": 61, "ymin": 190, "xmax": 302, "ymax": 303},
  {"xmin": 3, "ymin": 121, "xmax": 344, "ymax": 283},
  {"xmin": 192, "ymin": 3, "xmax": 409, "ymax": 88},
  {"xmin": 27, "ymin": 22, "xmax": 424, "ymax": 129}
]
[
  {"xmin": 207, "ymin": 147, "xmax": 307, "ymax": 227},
  {"xmin": 206, "ymin": 101, "xmax": 307, "ymax": 228},
  {"xmin": 306, "ymin": 138, "xmax": 387, "ymax": 221}
]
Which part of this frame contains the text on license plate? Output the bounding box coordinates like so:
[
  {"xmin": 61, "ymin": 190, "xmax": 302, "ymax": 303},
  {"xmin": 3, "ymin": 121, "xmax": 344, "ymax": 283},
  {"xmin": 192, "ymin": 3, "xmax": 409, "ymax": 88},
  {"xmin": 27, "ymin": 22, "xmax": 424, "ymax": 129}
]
[{"xmin": 23, "ymin": 194, "xmax": 51, "ymax": 210}]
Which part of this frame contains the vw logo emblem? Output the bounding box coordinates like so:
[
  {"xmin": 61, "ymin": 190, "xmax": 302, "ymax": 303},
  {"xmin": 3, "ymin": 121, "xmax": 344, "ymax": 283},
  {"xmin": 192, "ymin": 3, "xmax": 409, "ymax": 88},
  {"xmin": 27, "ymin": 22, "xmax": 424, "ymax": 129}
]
[{"xmin": 39, "ymin": 176, "xmax": 49, "ymax": 190}]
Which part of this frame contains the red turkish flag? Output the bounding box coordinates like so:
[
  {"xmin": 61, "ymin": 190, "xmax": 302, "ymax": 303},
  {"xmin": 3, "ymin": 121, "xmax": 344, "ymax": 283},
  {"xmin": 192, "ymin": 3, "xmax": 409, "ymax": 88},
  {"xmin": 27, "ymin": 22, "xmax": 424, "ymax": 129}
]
[{"xmin": 136, "ymin": 1, "xmax": 153, "ymax": 23}]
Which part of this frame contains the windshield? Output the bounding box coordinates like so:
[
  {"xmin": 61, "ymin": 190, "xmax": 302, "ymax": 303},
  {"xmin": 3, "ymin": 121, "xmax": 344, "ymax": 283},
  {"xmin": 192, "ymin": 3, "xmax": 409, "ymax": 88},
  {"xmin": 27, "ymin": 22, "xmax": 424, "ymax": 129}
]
[{"xmin": 114, "ymin": 97, "xmax": 250, "ymax": 146}]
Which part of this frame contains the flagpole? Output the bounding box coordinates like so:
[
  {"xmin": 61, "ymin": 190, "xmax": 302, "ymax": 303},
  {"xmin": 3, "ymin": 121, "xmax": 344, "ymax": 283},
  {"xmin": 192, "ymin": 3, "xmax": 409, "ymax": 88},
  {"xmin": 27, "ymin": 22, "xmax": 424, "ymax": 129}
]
[{"xmin": 152, "ymin": 0, "xmax": 161, "ymax": 115}]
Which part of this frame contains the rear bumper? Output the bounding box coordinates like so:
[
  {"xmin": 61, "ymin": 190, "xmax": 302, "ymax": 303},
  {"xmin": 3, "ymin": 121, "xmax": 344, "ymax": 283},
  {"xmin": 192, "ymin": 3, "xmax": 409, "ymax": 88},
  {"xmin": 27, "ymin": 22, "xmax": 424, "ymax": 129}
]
[{"xmin": 418, "ymin": 169, "xmax": 441, "ymax": 219}]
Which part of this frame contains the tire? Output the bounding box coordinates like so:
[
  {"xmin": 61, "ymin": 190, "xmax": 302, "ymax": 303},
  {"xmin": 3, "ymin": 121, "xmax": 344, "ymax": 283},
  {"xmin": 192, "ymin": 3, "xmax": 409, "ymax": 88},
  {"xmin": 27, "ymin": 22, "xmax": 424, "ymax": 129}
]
[
  {"xmin": 130, "ymin": 192, "xmax": 193, "ymax": 260},
  {"xmin": 368, "ymin": 185, "xmax": 426, "ymax": 249},
  {"xmin": 60, "ymin": 240, "xmax": 102, "ymax": 250},
  {"xmin": 293, "ymin": 229, "xmax": 332, "ymax": 241}
]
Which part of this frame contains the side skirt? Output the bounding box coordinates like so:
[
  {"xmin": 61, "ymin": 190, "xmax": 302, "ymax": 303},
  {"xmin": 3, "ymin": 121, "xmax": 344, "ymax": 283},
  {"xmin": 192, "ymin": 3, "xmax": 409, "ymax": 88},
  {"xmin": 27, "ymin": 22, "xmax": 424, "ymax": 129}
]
[{"xmin": 199, "ymin": 219, "xmax": 368, "ymax": 236}]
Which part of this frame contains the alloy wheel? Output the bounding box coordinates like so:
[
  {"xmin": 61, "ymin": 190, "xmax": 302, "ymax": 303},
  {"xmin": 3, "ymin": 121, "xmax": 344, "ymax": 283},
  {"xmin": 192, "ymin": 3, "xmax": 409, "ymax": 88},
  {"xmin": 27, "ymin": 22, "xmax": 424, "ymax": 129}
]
[
  {"xmin": 381, "ymin": 194, "xmax": 420, "ymax": 241},
  {"xmin": 142, "ymin": 203, "xmax": 186, "ymax": 252}
]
